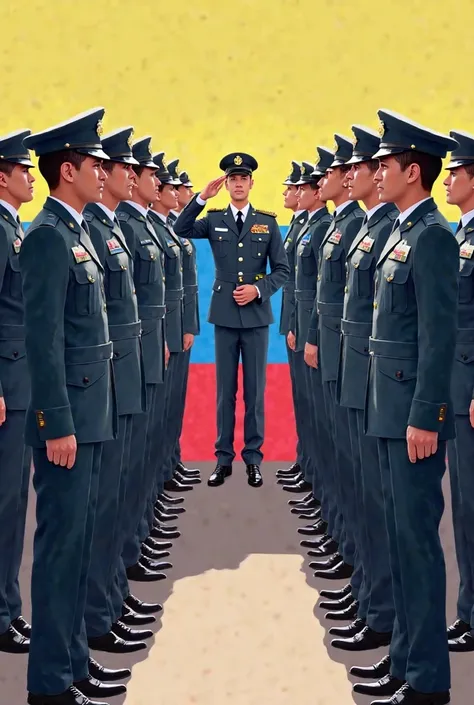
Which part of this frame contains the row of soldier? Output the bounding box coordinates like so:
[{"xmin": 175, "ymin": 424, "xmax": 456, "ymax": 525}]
[
  {"xmin": 0, "ymin": 110, "xmax": 204, "ymax": 705},
  {"xmin": 275, "ymin": 113, "xmax": 474, "ymax": 705}
]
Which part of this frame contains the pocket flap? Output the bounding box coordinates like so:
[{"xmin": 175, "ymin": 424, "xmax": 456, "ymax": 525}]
[
  {"xmin": 0, "ymin": 339, "xmax": 26, "ymax": 360},
  {"xmin": 385, "ymin": 264, "xmax": 410, "ymax": 284},
  {"xmin": 377, "ymin": 356, "xmax": 417, "ymax": 382},
  {"xmin": 107, "ymin": 255, "xmax": 128, "ymax": 272},
  {"xmin": 459, "ymin": 260, "xmax": 474, "ymax": 277},
  {"xmin": 9, "ymin": 254, "xmax": 21, "ymax": 272},
  {"xmin": 211, "ymin": 232, "xmax": 231, "ymax": 242},
  {"xmin": 456, "ymin": 345, "xmax": 474, "ymax": 364},
  {"xmin": 347, "ymin": 336, "xmax": 369, "ymax": 356},
  {"xmin": 352, "ymin": 251, "xmax": 374, "ymax": 271},
  {"xmin": 137, "ymin": 244, "xmax": 157, "ymax": 261},
  {"xmin": 66, "ymin": 360, "xmax": 107, "ymax": 388},
  {"xmin": 321, "ymin": 317, "xmax": 341, "ymax": 334},
  {"xmin": 73, "ymin": 263, "xmax": 97, "ymax": 284},
  {"xmin": 251, "ymin": 233, "xmax": 269, "ymax": 243},
  {"xmin": 325, "ymin": 244, "xmax": 343, "ymax": 261},
  {"xmin": 212, "ymin": 280, "xmax": 223, "ymax": 292}
]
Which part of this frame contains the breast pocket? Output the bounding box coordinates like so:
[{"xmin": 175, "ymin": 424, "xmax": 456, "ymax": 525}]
[
  {"xmin": 381, "ymin": 263, "xmax": 411, "ymax": 313},
  {"xmin": 137, "ymin": 244, "xmax": 159, "ymax": 284},
  {"xmin": 72, "ymin": 262, "xmax": 101, "ymax": 315},
  {"xmin": 164, "ymin": 244, "xmax": 179, "ymax": 275},
  {"xmin": 106, "ymin": 252, "xmax": 132, "ymax": 300},
  {"xmin": 251, "ymin": 233, "xmax": 269, "ymax": 258},
  {"xmin": 211, "ymin": 232, "xmax": 231, "ymax": 258},
  {"xmin": 323, "ymin": 244, "xmax": 344, "ymax": 282},
  {"xmin": 458, "ymin": 259, "xmax": 474, "ymax": 304},
  {"xmin": 351, "ymin": 251, "xmax": 375, "ymax": 299},
  {"xmin": 301, "ymin": 243, "xmax": 317, "ymax": 276},
  {"xmin": 8, "ymin": 254, "xmax": 22, "ymax": 299}
]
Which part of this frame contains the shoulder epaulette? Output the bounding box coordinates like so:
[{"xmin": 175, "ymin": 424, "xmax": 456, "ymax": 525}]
[
  {"xmin": 387, "ymin": 210, "xmax": 398, "ymax": 221},
  {"xmin": 208, "ymin": 208, "xmax": 224, "ymax": 213},
  {"xmin": 42, "ymin": 213, "xmax": 59, "ymax": 228},
  {"xmin": 256, "ymin": 209, "xmax": 277, "ymax": 217},
  {"xmin": 117, "ymin": 211, "xmax": 130, "ymax": 222},
  {"xmin": 422, "ymin": 212, "xmax": 437, "ymax": 226},
  {"xmin": 83, "ymin": 211, "xmax": 94, "ymax": 222}
]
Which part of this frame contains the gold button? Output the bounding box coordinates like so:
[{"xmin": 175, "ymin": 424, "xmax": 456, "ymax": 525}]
[
  {"xmin": 238, "ymin": 242, "xmax": 244, "ymax": 248},
  {"xmin": 65, "ymin": 143, "xmax": 70, "ymax": 148},
  {"xmin": 387, "ymin": 274, "xmax": 394, "ymax": 282},
  {"xmin": 258, "ymin": 237, "xmax": 262, "ymax": 241},
  {"xmin": 295, "ymin": 265, "xmax": 298, "ymax": 271},
  {"xmin": 150, "ymin": 254, "xmax": 156, "ymax": 260},
  {"xmin": 88, "ymin": 275, "xmax": 95, "ymax": 283},
  {"xmin": 120, "ymin": 264, "xmax": 127, "ymax": 270},
  {"xmin": 180, "ymin": 267, "xmax": 183, "ymax": 271},
  {"xmin": 238, "ymin": 277, "xmax": 243, "ymax": 283},
  {"xmin": 258, "ymin": 252, "xmax": 262, "ymax": 256},
  {"xmin": 317, "ymin": 275, "xmax": 321, "ymax": 281},
  {"xmin": 103, "ymin": 304, "xmax": 107, "ymax": 311},
  {"xmin": 69, "ymin": 222, "xmax": 75, "ymax": 229},
  {"xmin": 373, "ymin": 302, "xmax": 378, "ymax": 309},
  {"xmin": 354, "ymin": 262, "xmax": 359, "ymax": 268},
  {"xmin": 133, "ymin": 289, "xmax": 136, "ymax": 294},
  {"xmin": 326, "ymin": 254, "xmax": 331, "ymax": 260},
  {"xmin": 218, "ymin": 236, "xmax": 222, "ymax": 240},
  {"xmin": 369, "ymin": 350, "xmax": 374, "ymax": 356},
  {"xmin": 238, "ymin": 257, "xmax": 243, "ymax": 262},
  {"xmin": 162, "ymin": 276, "xmax": 165, "ymax": 281},
  {"xmin": 344, "ymin": 286, "xmax": 348, "ymax": 293}
]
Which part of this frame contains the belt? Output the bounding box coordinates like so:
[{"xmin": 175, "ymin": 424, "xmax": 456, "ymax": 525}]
[
  {"xmin": 138, "ymin": 304, "xmax": 166, "ymax": 320},
  {"xmin": 65, "ymin": 341, "xmax": 113, "ymax": 365},
  {"xmin": 0, "ymin": 323, "xmax": 25, "ymax": 340},
  {"xmin": 317, "ymin": 301, "xmax": 344, "ymax": 318},
  {"xmin": 184, "ymin": 284, "xmax": 198, "ymax": 295},
  {"xmin": 295, "ymin": 289, "xmax": 316, "ymax": 301},
  {"xmin": 368, "ymin": 337, "xmax": 418, "ymax": 359},
  {"xmin": 341, "ymin": 319, "xmax": 372, "ymax": 338},
  {"xmin": 457, "ymin": 328, "xmax": 474, "ymax": 344},
  {"xmin": 215, "ymin": 270, "xmax": 266, "ymax": 285},
  {"xmin": 165, "ymin": 288, "xmax": 184, "ymax": 302},
  {"xmin": 108, "ymin": 320, "xmax": 141, "ymax": 342}
]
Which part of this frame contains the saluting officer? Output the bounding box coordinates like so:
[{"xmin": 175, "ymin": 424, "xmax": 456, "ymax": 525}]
[
  {"xmin": 443, "ymin": 131, "xmax": 474, "ymax": 653},
  {"xmin": 20, "ymin": 108, "xmax": 115, "ymax": 705},
  {"xmin": 313, "ymin": 135, "xmax": 364, "ymax": 581},
  {"xmin": 174, "ymin": 153, "xmax": 290, "ymax": 487},
  {"xmin": 275, "ymin": 161, "xmax": 309, "ymax": 484},
  {"xmin": 83, "ymin": 127, "xmax": 154, "ymax": 662},
  {"xmin": 360, "ymin": 110, "xmax": 458, "ymax": 705},
  {"xmin": 327, "ymin": 126, "xmax": 397, "ymax": 652},
  {"xmin": 0, "ymin": 130, "xmax": 35, "ymax": 655}
]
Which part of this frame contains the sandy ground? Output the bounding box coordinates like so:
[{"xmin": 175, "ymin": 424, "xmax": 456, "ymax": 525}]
[{"xmin": 1, "ymin": 462, "xmax": 471, "ymax": 705}]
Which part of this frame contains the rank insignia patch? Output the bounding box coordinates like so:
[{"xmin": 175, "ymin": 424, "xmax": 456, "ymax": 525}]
[
  {"xmin": 460, "ymin": 242, "xmax": 474, "ymax": 259},
  {"xmin": 357, "ymin": 235, "xmax": 375, "ymax": 253},
  {"xmin": 327, "ymin": 230, "xmax": 342, "ymax": 245},
  {"xmin": 388, "ymin": 242, "xmax": 411, "ymax": 263},
  {"xmin": 71, "ymin": 246, "xmax": 92, "ymax": 263},
  {"xmin": 106, "ymin": 238, "xmax": 124, "ymax": 255}
]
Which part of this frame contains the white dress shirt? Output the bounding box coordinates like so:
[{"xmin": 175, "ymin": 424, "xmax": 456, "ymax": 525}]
[
  {"xmin": 397, "ymin": 197, "xmax": 431, "ymax": 225},
  {"xmin": 49, "ymin": 197, "xmax": 83, "ymax": 227},
  {"xmin": 96, "ymin": 202, "xmax": 117, "ymax": 222},
  {"xmin": 365, "ymin": 202, "xmax": 386, "ymax": 221},
  {"xmin": 334, "ymin": 200, "xmax": 353, "ymax": 217},
  {"xmin": 0, "ymin": 200, "xmax": 19, "ymax": 221},
  {"xmin": 124, "ymin": 200, "xmax": 149, "ymax": 218},
  {"xmin": 461, "ymin": 208, "xmax": 474, "ymax": 228}
]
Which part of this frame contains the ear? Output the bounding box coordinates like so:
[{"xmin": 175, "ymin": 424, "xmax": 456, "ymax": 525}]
[
  {"xmin": 249, "ymin": 178, "xmax": 254, "ymax": 190},
  {"xmin": 0, "ymin": 171, "xmax": 9, "ymax": 190},
  {"xmin": 59, "ymin": 161, "xmax": 76, "ymax": 184},
  {"xmin": 406, "ymin": 162, "xmax": 421, "ymax": 185}
]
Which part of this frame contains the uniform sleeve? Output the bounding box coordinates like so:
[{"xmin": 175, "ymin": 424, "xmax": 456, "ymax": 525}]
[
  {"xmin": 255, "ymin": 218, "xmax": 290, "ymax": 304},
  {"xmin": 0, "ymin": 225, "xmax": 10, "ymax": 397},
  {"xmin": 19, "ymin": 226, "xmax": 75, "ymax": 440},
  {"xmin": 88, "ymin": 222, "xmax": 107, "ymax": 266},
  {"xmin": 173, "ymin": 195, "xmax": 211, "ymax": 239},
  {"xmin": 307, "ymin": 219, "xmax": 332, "ymax": 346},
  {"xmin": 408, "ymin": 226, "xmax": 459, "ymax": 431}
]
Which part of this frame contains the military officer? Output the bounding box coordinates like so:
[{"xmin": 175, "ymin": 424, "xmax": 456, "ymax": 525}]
[
  {"xmin": 83, "ymin": 127, "xmax": 157, "ymax": 660},
  {"xmin": 275, "ymin": 161, "xmax": 309, "ymax": 485},
  {"xmin": 312, "ymin": 135, "xmax": 364, "ymax": 580},
  {"xmin": 20, "ymin": 108, "xmax": 116, "ymax": 705},
  {"xmin": 357, "ymin": 110, "xmax": 458, "ymax": 705},
  {"xmin": 174, "ymin": 153, "xmax": 290, "ymax": 487},
  {"xmin": 0, "ymin": 130, "xmax": 35, "ymax": 655},
  {"xmin": 326, "ymin": 126, "xmax": 398, "ymax": 651},
  {"xmin": 443, "ymin": 130, "xmax": 474, "ymax": 653}
]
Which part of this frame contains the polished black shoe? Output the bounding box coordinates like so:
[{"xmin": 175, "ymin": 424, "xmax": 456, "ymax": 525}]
[
  {"xmin": 163, "ymin": 478, "xmax": 193, "ymax": 492},
  {"xmin": 315, "ymin": 561, "xmax": 353, "ymax": 580},
  {"xmin": 208, "ymin": 465, "xmax": 232, "ymax": 487},
  {"xmin": 28, "ymin": 684, "xmax": 108, "ymax": 705},
  {"xmin": 310, "ymin": 553, "xmax": 342, "ymax": 570},
  {"xmin": 291, "ymin": 503, "xmax": 320, "ymax": 515},
  {"xmin": 282, "ymin": 480, "xmax": 313, "ymax": 493},
  {"xmin": 276, "ymin": 462, "xmax": 300, "ymax": 478},
  {"xmin": 329, "ymin": 617, "xmax": 365, "ymax": 637},
  {"xmin": 158, "ymin": 491, "xmax": 184, "ymax": 505},
  {"xmin": 288, "ymin": 490, "xmax": 313, "ymax": 505},
  {"xmin": 298, "ymin": 519, "xmax": 328, "ymax": 535},
  {"xmin": 11, "ymin": 615, "xmax": 31, "ymax": 638},
  {"xmin": 325, "ymin": 601, "xmax": 359, "ymax": 621},
  {"xmin": 74, "ymin": 675, "xmax": 126, "ymax": 698},
  {"xmin": 446, "ymin": 618, "xmax": 470, "ymax": 639},
  {"xmin": 151, "ymin": 526, "xmax": 181, "ymax": 540},
  {"xmin": 112, "ymin": 620, "xmax": 153, "ymax": 642},
  {"xmin": 353, "ymin": 674, "xmax": 405, "ymax": 697},
  {"xmin": 332, "ymin": 625, "xmax": 392, "ymax": 651},
  {"xmin": 141, "ymin": 543, "xmax": 170, "ymax": 562},
  {"xmin": 308, "ymin": 539, "xmax": 339, "ymax": 558},
  {"xmin": 296, "ymin": 510, "xmax": 321, "ymax": 522},
  {"xmin": 0, "ymin": 623, "xmax": 29, "ymax": 653},
  {"xmin": 370, "ymin": 684, "xmax": 450, "ymax": 704},
  {"xmin": 448, "ymin": 630, "xmax": 474, "ymax": 651},
  {"xmin": 320, "ymin": 583, "xmax": 352, "ymax": 600},
  {"xmin": 144, "ymin": 536, "xmax": 173, "ymax": 551},
  {"xmin": 126, "ymin": 561, "xmax": 166, "ymax": 582},
  {"xmin": 140, "ymin": 556, "xmax": 172, "ymax": 572},
  {"xmin": 154, "ymin": 508, "xmax": 179, "ymax": 523},
  {"xmin": 89, "ymin": 656, "xmax": 131, "ymax": 682},
  {"xmin": 153, "ymin": 518, "xmax": 178, "ymax": 532},
  {"xmin": 88, "ymin": 631, "xmax": 147, "ymax": 653},
  {"xmin": 350, "ymin": 654, "xmax": 391, "ymax": 679},
  {"xmin": 300, "ymin": 534, "xmax": 332, "ymax": 549},
  {"xmin": 156, "ymin": 499, "xmax": 186, "ymax": 514},
  {"xmin": 176, "ymin": 461, "xmax": 200, "ymax": 477},
  {"xmin": 247, "ymin": 464, "xmax": 263, "ymax": 487},
  {"xmin": 175, "ymin": 470, "xmax": 201, "ymax": 485},
  {"xmin": 277, "ymin": 471, "xmax": 303, "ymax": 485},
  {"xmin": 121, "ymin": 603, "xmax": 156, "ymax": 626},
  {"xmin": 320, "ymin": 592, "xmax": 356, "ymax": 611},
  {"xmin": 125, "ymin": 594, "xmax": 163, "ymax": 614}
]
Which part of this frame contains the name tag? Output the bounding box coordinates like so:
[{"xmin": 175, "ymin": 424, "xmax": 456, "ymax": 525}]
[
  {"xmin": 166, "ymin": 239, "xmax": 176, "ymax": 247},
  {"xmin": 13, "ymin": 238, "xmax": 21, "ymax": 254},
  {"xmin": 328, "ymin": 230, "xmax": 342, "ymax": 245},
  {"xmin": 140, "ymin": 239, "xmax": 153, "ymax": 245},
  {"xmin": 300, "ymin": 234, "xmax": 311, "ymax": 245},
  {"xmin": 106, "ymin": 238, "xmax": 124, "ymax": 255},
  {"xmin": 251, "ymin": 224, "xmax": 269, "ymax": 234},
  {"xmin": 181, "ymin": 238, "xmax": 191, "ymax": 247},
  {"xmin": 357, "ymin": 235, "xmax": 375, "ymax": 253},
  {"xmin": 71, "ymin": 246, "xmax": 91, "ymax": 263},
  {"xmin": 388, "ymin": 242, "xmax": 411, "ymax": 263},
  {"xmin": 460, "ymin": 242, "xmax": 474, "ymax": 259},
  {"xmin": 215, "ymin": 227, "xmax": 228, "ymax": 232}
]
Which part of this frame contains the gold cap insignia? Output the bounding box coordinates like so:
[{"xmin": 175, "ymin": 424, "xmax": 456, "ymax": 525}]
[
  {"xmin": 147, "ymin": 139, "xmax": 153, "ymax": 157},
  {"xmin": 301, "ymin": 164, "xmax": 306, "ymax": 175},
  {"xmin": 333, "ymin": 139, "xmax": 339, "ymax": 152},
  {"xmin": 127, "ymin": 131, "xmax": 133, "ymax": 149},
  {"xmin": 162, "ymin": 156, "xmax": 168, "ymax": 169},
  {"xmin": 378, "ymin": 120, "xmax": 385, "ymax": 138},
  {"xmin": 96, "ymin": 120, "xmax": 104, "ymax": 138},
  {"xmin": 314, "ymin": 154, "xmax": 320, "ymax": 166},
  {"xmin": 352, "ymin": 136, "xmax": 357, "ymax": 146},
  {"xmin": 234, "ymin": 155, "xmax": 243, "ymax": 166}
]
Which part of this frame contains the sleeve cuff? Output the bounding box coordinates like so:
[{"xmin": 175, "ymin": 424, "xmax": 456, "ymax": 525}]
[
  {"xmin": 255, "ymin": 285, "xmax": 261, "ymax": 299},
  {"xmin": 196, "ymin": 195, "xmax": 207, "ymax": 206},
  {"xmin": 307, "ymin": 327, "xmax": 318, "ymax": 346},
  {"xmin": 35, "ymin": 405, "xmax": 76, "ymax": 441},
  {"xmin": 408, "ymin": 398, "xmax": 448, "ymax": 433}
]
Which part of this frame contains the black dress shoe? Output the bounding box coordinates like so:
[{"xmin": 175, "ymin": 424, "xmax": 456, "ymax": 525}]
[
  {"xmin": 89, "ymin": 656, "xmax": 131, "ymax": 682},
  {"xmin": 288, "ymin": 490, "xmax": 313, "ymax": 505},
  {"xmin": 175, "ymin": 470, "xmax": 201, "ymax": 485},
  {"xmin": 176, "ymin": 462, "xmax": 200, "ymax": 477},
  {"xmin": 208, "ymin": 465, "xmax": 232, "ymax": 487},
  {"xmin": 353, "ymin": 674, "xmax": 405, "ymax": 697},
  {"xmin": 329, "ymin": 617, "xmax": 366, "ymax": 637},
  {"xmin": 320, "ymin": 592, "xmax": 356, "ymax": 611},
  {"xmin": 28, "ymin": 684, "xmax": 108, "ymax": 705},
  {"xmin": 163, "ymin": 478, "xmax": 193, "ymax": 492},
  {"xmin": 88, "ymin": 631, "xmax": 147, "ymax": 653},
  {"xmin": 276, "ymin": 462, "xmax": 300, "ymax": 477},
  {"xmin": 0, "ymin": 624, "xmax": 29, "ymax": 653},
  {"xmin": 154, "ymin": 508, "xmax": 179, "ymax": 523},
  {"xmin": 446, "ymin": 618, "xmax": 470, "ymax": 639},
  {"xmin": 112, "ymin": 620, "xmax": 153, "ymax": 641},
  {"xmin": 247, "ymin": 464, "xmax": 263, "ymax": 487},
  {"xmin": 156, "ymin": 499, "xmax": 186, "ymax": 514},
  {"xmin": 325, "ymin": 601, "xmax": 359, "ymax": 621},
  {"xmin": 350, "ymin": 655, "xmax": 391, "ymax": 679},
  {"xmin": 332, "ymin": 625, "xmax": 392, "ymax": 651},
  {"xmin": 141, "ymin": 543, "xmax": 170, "ymax": 561},
  {"xmin": 283, "ymin": 480, "xmax": 313, "ymax": 493},
  {"xmin": 140, "ymin": 556, "xmax": 172, "ymax": 572},
  {"xmin": 125, "ymin": 594, "xmax": 163, "ymax": 614},
  {"xmin": 315, "ymin": 561, "xmax": 353, "ymax": 580},
  {"xmin": 121, "ymin": 603, "xmax": 156, "ymax": 626},
  {"xmin": 11, "ymin": 615, "xmax": 31, "ymax": 638},
  {"xmin": 449, "ymin": 630, "xmax": 474, "ymax": 651},
  {"xmin": 296, "ymin": 510, "xmax": 321, "ymax": 521},
  {"xmin": 290, "ymin": 503, "xmax": 320, "ymax": 515},
  {"xmin": 300, "ymin": 534, "xmax": 332, "ymax": 549},
  {"xmin": 320, "ymin": 583, "xmax": 352, "ymax": 600},
  {"xmin": 158, "ymin": 491, "xmax": 184, "ymax": 505},
  {"xmin": 126, "ymin": 561, "xmax": 167, "ymax": 582},
  {"xmin": 310, "ymin": 553, "xmax": 342, "ymax": 570},
  {"xmin": 151, "ymin": 526, "xmax": 180, "ymax": 540},
  {"xmin": 153, "ymin": 519, "xmax": 178, "ymax": 532},
  {"xmin": 370, "ymin": 684, "xmax": 450, "ymax": 705},
  {"xmin": 298, "ymin": 519, "xmax": 328, "ymax": 535},
  {"xmin": 144, "ymin": 536, "xmax": 172, "ymax": 551},
  {"xmin": 277, "ymin": 471, "xmax": 303, "ymax": 485},
  {"xmin": 74, "ymin": 675, "xmax": 126, "ymax": 698},
  {"xmin": 308, "ymin": 539, "xmax": 339, "ymax": 558}
]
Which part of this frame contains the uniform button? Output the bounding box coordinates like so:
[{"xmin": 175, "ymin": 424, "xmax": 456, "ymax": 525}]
[
  {"xmin": 238, "ymin": 242, "xmax": 244, "ymax": 248},
  {"xmin": 13, "ymin": 351, "xmax": 18, "ymax": 358},
  {"xmin": 387, "ymin": 274, "xmax": 394, "ymax": 282},
  {"xmin": 325, "ymin": 254, "xmax": 331, "ymax": 260},
  {"xmin": 364, "ymin": 347, "xmax": 368, "ymax": 353},
  {"xmin": 354, "ymin": 262, "xmax": 359, "ymax": 268},
  {"xmin": 132, "ymin": 289, "xmax": 136, "ymax": 295},
  {"xmin": 88, "ymin": 274, "xmax": 95, "ymax": 283},
  {"xmin": 317, "ymin": 275, "xmax": 321, "ymax": 281},
  {"xmin": 120, "ymin": 264, "xmax": 127, "ymax": 270},
  {"xmin": 151, "ymin": 254, "xmax": 156, "ymax": 260},
  {"xmin": 238, "ymin": 257, "xmax": 243, "ymax": 262},
  {"xmin": 83, "ymin": 377, "xmax": 90, "ymax": 384},
  {"xmin": 103, "ymin": 304, "xmax": 107, "ymax": 312},
  {"xmin": 369, "ymin": 351, "xmax": 374, "ymax": 356},
  {"xmin": 461, "ymin": 353, "xmax": 468, "ymax": 361},
  {"xmin": 113, "ymin": 351, "xmax": 120, "ymax": 358},
  {"xmin": 395, "ymin": 370, "xmax": 403, "ymax": 380},
  {"xmin": 162, "ymin": 276, "xmax": 166, "ymax": 281},
  {"xmin": 373, "ymin": 302, "xmax": 378, "ymax": 309},
  {"xmin": 218, "ymin": 236, "xmax": 222, "ymax": 240},
  {"xmin": 344, "ymin": 286, "xmax": 348, "ymax": 293},
  {"xmin": 258, "ymin": 237, "xmax": 262, "ymax": 241},
  {"xmin": 258, "ymin": 252, "xmax": 262, "ymax": 256}
]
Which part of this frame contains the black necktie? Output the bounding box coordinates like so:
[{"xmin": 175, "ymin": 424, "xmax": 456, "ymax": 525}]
[
  {"xmin": 16, "ymin": 216, "xmax": 23, "ymax": 238},
  {"xmin": 361, "ymin": 214, "xmax": 368, "ymax": 228},
  {"xmin": 236, "ymin": 210, "xmax": 244, "ymax": 234},
  {"xmin": 81, "ymin": 219, "xmax": 90, "ymax": 235},
  {"xmin": 456, "ymin": 220, "xmax": 463, "ymax": 233},
  {"xmin": 392, "ymin": 218, "xmax": 400, "ymax": 233}
]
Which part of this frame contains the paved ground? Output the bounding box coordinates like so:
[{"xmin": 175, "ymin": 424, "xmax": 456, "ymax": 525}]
[{"xmin": 1, "ymin": 462, "xmax": 471, "ymax": 704}]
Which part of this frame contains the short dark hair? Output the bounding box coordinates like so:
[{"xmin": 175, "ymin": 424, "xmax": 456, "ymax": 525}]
[
  {"xmin": 308, "ymin": 176, "xmax": 324, "ymax": 191},
  {"xmin": 101, "ymin": 160, "xmax": 115, "ymax": 174},
  {"xmin": 394, "ymin": 150, "xmax": 442, "ymax": 192},
  {"xmin": 340, "ymin": 164, "xmax": 352, "ymax": 175},
  {"xmin": 464, "ymin": 163, "xmax": 474, "ymax": 179},
  {"xmin": 0, "ymin": 160, "xmax": 15, "ymax": 176},
  {"xmin": 38, "ymin": 150, "xmax": 87, "ymax": 190},
  {"xmin": 132, "ymin": 164, "xmax": 146, "ymax": 178},
  {"xmin": 365, "ymin": 159, "xmax": 379, "ymax": 173}
]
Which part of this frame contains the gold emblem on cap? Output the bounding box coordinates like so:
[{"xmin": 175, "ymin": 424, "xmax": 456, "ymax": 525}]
[
  {"xmin": 352, "ymin": 136, "xmax": 357, "ymax": 146},
  {"xmin": 127, "ymin": 131, "xmax": 133, "ymax": 149},
  {"xmin": 96, "ymin": 120, "xmax": 104, "ymax": 138},
  {"xmin": 234, "ymin": 155, "xmax": 243, "ymax": 166},
  {"xmin": 162, "ymin": 157, "xmax": 168, "ymax": 169},
  {"xmin": 147, "ymin": 139, "xmax": 153, "ymax": 157},
  {"xmin": 301, "ymin": 164, "xmax": 306, "ymax": 175},
  {"xmin": 378, "ymin": 120, "xmax": 385, "ymax": 138},
  {"xmin": 333, "ymin": 139, "xmax": 339, "ymax": 152},
  {"xmin": 314, "ymin": 154, "xmax": 320, "ymax": 166}
]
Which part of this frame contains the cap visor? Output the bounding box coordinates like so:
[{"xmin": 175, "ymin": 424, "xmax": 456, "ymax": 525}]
[
  {"xmin": 372, "ymin": 146, "xmax": 406, "ymax": 159},
  {"xmin": 139, "ymin": 160, "xmax": 158, "ymax": 169},
  {"xmin": 446, "ymin": 159, "xmax": 474, "ymax": 170},
  {"xmin": 225, "ymin": 167, "xmax": 252, "ymax": 176},
  {"xmin": 330, "ymin": 158, "xmax": 348, "ymax": 167},
  {"xmin": 10, "ymin": 157, "xmax": 35, "ymax": 167},
  {"xmin": 345, "ymin": 155, "xmax": 371, "ymax": 165},
  {"xmin": 78, "ymin": 147, "xmax": 110, "ymax": 160}
]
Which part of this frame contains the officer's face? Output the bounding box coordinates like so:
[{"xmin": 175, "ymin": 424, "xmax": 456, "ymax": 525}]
[
  {"xmin": 177, "ymin": 185, "xmax": 194, "ymax": 208},
  {"xmin": 346, "ymin": 163, "xmax": 376, "ymax": 200},
  {"xmin": 158, "ymin": 184, "xmax": 179, "ymax": 210},
  {"xmin": 104, "ymin": 163, "xmax": 134, "ymax": 201},
  {"xmin": 283, "ymin": 185, "xmax": 299, "ymax": 209},
  {"xmin": 296, "ymin": 183, "xmax": 321, "ymax": 210},
  {"xmin": 318, "ymin": 167, "xmax": 347, "ymax": 202},
  {"xmin": 74, "ymin": 157, "xmax": 106, "ymax": 203},
  {"xmin": 135, "ymin": 167, "xmax": 161, "ymax": 204},
  {"xmin": 0, "ymin": 164, "xmax": 35, "ymax": 206},
  {"xmin": 374, "ymin": 156, "xmax": 411, "ymax": 203},
  {"xmin": 444, "ymin": 167, "xmax": 474, "ymax": 208},
  {"xmin": 225, "ymin": 174, "xmax": 253, "ymax": 202}
]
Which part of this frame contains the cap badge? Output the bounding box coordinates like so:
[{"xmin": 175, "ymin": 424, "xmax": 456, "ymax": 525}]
[
  {"xmin": 314, "ymin": 154, "xmax": 320, "ymax": 166},
  {"xmin": 96, "ymin": 120, "xmax": 104, "ymax": 138},
  {"xmin": 162, "ymin": 156, "xmax": 168, "ymax": 169},
  {"xmin": 234, "ymin": 155, "xmax": 243, "ymax": 166},
  {"xmin": 333, "ymin": 139, "xmax": 339, "ymax": 152},
  {"xmin": 301, "ymin": 164, "xmax": 306, "ymax": 175},
  {"xmin": 378, "ymin": 120, "xmax": 385, "ymax": 138},
  {"xmin": 352, "ymin": 136, "xmax": 357, "ymax": 146},
  {"xmin": 127, "ymin": 131, "xmax": 134, "ymax": 149}
]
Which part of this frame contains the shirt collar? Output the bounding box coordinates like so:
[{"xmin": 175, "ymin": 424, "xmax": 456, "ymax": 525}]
[
  {"xmin": 294, "ymin": 209, "xmax": 306, "ymax": 218},
  {"xmin": 124, "ymin": 200, "xmax": 149, "ymax": 218},
  {"xmin": 334, "ymin": 200, "xmax": 353, "ymax": 216},
  {"xmin": 461, "ymin": 208, "xmax": 474, "ymax": 228},
  {"xmin": 96, "ymin": 202, "xmax": 116, "ymax": 222},
  {"xmin": 229, "ymin": 202, "xmax": 250, "ymax": 220},
  {"xmin": 307, "ymin": 206, "xmax": 325, "ymax": 217},
  {"xmin": 365, "ymin": 202, "xmax": 386, "ymax": 221},
  {"xmin": 398, "ymin": 197, "xmax": 431, "ymax": 225},
  {"xmin": 152, "ymin": 210, "xmax": 168, "ymax": 224},
  {"xmin": 0, "ymin": 200, "xmax": 19, "ymax": 221},
  {"xmin": 49, "ymin": 197, "xmax": 83, "ymax": 226}
]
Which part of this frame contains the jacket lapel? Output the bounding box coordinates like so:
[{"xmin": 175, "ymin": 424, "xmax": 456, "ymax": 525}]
[
  {"xmin": 44, "ymin": 197, "xmax": 103, "ymax": 270},
  {"xmin": 347, "ymin": 221, "xmax": 369, "ymax": 258},
  {"xmin": 457, "ymin": 217, "xmax": 474, "ymax": 245},
  {"xmin": 237, "ymin": 206, "xmax": 257, "ymax": 243},
  {"xmin": 221, "ymin": 208, "xmax": 239, "ymax": 237},
  {"xmin": 377, "ymin": 227, "xmax": 402, "ymax": 266}
]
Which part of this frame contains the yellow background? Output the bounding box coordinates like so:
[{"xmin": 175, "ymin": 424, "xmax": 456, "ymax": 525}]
[{"xmin": 2, "ymin": 0, "xmax": 473, "ymax": 223}]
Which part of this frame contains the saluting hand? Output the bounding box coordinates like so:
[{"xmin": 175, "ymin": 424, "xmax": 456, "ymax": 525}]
[
  {"xmin": 46, "ymin": 435, "xmax": 77, "ymax": 470},
  {"xmin": 199, "ymin": 176, "xmax": 226, "ymax": 201},
  {"xmin": 304, "ymin": 342, "xmax": 318, "ymax": 369},
  {"xmin": 0, "ymin": 396, "xmax": 6, "ymax": 425},
  {"xmin": 406, "ymin": 425, "xmax": 438, "ymax": 464}
]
